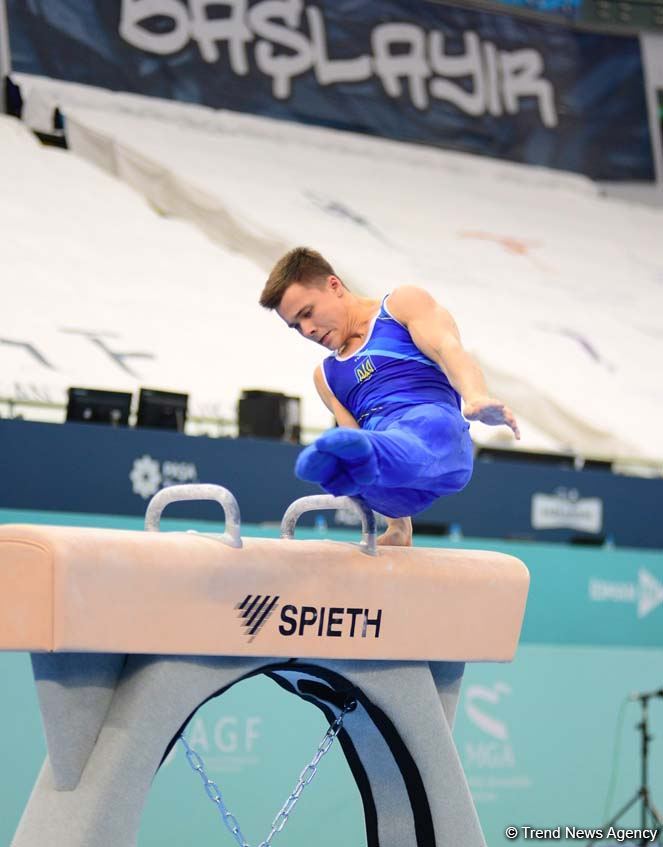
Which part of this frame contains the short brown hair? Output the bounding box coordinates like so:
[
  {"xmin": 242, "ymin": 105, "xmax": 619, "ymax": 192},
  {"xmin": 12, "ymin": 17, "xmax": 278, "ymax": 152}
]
[{"xmin": 260, "ymin": 247, "xmax": 336, "ymax": 310}]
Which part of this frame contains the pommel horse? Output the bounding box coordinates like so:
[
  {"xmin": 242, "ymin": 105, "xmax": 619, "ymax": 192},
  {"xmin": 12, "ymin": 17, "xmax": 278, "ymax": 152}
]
[{"xmin": 0, "ymin": 484, "xmax": 529, "ymax": 847}]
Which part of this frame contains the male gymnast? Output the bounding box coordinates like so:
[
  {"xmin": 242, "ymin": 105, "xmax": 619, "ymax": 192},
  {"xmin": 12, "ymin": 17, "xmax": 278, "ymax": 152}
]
[{"xmin": 259, "ymin": 247, "xmax": 520, "ymax": 546}]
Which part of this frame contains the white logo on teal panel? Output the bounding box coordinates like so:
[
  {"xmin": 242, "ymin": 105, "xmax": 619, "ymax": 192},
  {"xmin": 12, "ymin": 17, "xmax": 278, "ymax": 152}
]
[
  {"xmin": 638, "ymin": 570, "xmax": 663, "ymax": 618},
  {"xmin": 463, "ymin": 682, "xmax": 532, "ymax": 802},
  {"xmin": 589, "ymin": 569, "xmax": 663, "ymax": 619},
  {"xmin": 163, "ymin": 713, "xmax": 262, "ymax": 773},
  {"xmin": 129, "ymin": 454, "xmax": 198, "ymax": 499},
  {"xmin": 531, "ymin": 488, "xmax": 602, "ymax": 533},
  {"xmin": 466, "ymin": 683, "xmax": 511, "ymax": 740}
]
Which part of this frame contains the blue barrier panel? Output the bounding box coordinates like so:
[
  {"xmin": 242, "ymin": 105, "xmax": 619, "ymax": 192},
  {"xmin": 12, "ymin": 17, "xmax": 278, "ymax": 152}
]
[
  {"xmin": 419, "ymin": 461, "xmax": 663, "ymax": 549},
  {"xmin": 7, "ymin": 0, "xmax": 654, "ymax": 179},
  {"xmin": 2, "ymin": 419, "xmax": 663, "ymax": 548},
  {"xmin": 0, "ymin": 418, "xmax": 319, "ymax": 523}
]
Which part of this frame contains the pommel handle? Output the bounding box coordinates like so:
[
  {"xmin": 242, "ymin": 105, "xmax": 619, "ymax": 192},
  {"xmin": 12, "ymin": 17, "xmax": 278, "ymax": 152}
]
[
  {"xmin": 144, "ymin": 484, "xmax": 242, "ymax": 548},
  {"xmin": 280, "ymin": 495, "xmax": 377, "ymax": 556}
]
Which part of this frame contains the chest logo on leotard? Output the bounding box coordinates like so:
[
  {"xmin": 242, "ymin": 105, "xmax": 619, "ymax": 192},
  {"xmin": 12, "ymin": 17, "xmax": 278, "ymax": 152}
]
[{"xmin": 354, "ymin": 356, "xmax": 376, "ymax": 384}]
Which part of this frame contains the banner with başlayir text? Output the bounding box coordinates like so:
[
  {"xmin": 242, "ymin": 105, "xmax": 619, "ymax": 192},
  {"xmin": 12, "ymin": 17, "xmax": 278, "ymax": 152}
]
[{"xmin": 7, "ymin": 0, "xmax": 655, "ymax": 179}]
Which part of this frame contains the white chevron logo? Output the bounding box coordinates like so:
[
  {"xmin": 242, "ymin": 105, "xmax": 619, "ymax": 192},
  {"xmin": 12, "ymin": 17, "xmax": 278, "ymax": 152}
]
[{"xmin": 637, "ymin": 569, "xmax": 663, "ymax": 619}]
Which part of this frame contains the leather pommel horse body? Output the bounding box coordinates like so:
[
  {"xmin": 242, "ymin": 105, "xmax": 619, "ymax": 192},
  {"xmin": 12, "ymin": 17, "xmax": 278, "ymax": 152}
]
[{"xmin": 0, "ymin": 485, "xmax": 529, "ymax": 847}]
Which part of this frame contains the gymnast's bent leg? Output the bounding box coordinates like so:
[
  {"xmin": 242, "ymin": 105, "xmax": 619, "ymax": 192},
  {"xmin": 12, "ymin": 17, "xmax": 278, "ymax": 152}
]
[{"xmin": 295, "ymin": 404, "xmax": 473, "ymax": 516}]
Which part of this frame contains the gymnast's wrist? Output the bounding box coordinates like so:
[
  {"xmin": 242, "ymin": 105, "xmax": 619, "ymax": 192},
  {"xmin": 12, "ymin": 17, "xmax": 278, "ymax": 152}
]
[{"xmin": 462, "ymin": 394, "xmax": 489, "ymax": 410}]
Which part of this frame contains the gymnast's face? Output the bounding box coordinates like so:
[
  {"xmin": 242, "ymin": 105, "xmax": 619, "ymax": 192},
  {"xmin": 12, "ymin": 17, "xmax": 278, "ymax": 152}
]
[{"xmin": 277, "ymin": 276, "xmax": 347, "ymax": 349}]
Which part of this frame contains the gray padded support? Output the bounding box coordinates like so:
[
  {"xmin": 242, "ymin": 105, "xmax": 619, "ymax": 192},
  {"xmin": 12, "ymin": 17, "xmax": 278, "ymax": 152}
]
[
  {"xmin": 270, "ymin": 665, "xmax": 419, "ymax": 845},
  {"xmin": 13, "ymin": 654, "xmax": 486, "ymax": 847},
  {"xmin": 289, "ymin": 659, "xmax": 486, "ymax": 847},
  {"xmin": 13, "ymin": 654, "xmax": 266, "ymax": 847},
  {"xmin": 429, "ymin": 661, "xmax": 466, "ymax": 730},
  {"xmin": 31, "ymin": 652, "xmax": 126, "ymax": 790}
]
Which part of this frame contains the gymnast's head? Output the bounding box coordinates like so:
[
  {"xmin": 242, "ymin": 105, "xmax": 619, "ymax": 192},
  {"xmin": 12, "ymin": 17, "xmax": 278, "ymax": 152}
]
[{"xmin": 260, "ymin": 246, "xmax": 351, "ymax": 349}]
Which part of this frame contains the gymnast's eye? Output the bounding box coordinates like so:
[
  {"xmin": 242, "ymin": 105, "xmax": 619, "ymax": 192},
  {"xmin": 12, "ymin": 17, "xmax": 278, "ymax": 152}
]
[{"xmin": 290, "ymin": 308, "xmax": 312, "ymax": 331}]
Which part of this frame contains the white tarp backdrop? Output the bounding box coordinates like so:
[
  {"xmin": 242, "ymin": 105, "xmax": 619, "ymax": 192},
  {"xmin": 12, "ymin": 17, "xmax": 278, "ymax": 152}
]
[
  {"xmin": 0, "ymin": 112, "xmax": 323, "ymax": 430},
  {"xmin": 5, "ymin": 75, "xmax": 663, "ymax": 461}
]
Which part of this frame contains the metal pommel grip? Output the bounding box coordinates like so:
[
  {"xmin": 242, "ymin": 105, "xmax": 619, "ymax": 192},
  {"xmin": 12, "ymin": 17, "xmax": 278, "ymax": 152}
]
[
  {"xmin": 144, "ymin": 484, "xmax": 242, "ymax": 548},
  {"xmin": 280, "ymin": 494, "xmax": 377, "ymax": 556}
]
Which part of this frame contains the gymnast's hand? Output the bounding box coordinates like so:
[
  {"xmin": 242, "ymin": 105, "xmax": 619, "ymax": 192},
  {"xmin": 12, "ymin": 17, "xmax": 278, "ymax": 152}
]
[{"xmin": 463, "ymin": 397, "xmax": 521, "ymax": 440}]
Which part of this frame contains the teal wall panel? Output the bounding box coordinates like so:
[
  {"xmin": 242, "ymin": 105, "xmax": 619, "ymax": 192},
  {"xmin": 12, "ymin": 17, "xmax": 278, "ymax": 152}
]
[
  {"xmin": 3, "ymin": 646, "xmax": 662, "ymax": 846},
  {"xmin": 456, "ymin": 645, "xmax": 663, "ymax": 844},
  {"xmin": 1, "ymin": 510, "xmax": 663, "ymax": 846},
  {"xmin": 441, "ymin": 537, "xmax": 663, "ymax": 648}
]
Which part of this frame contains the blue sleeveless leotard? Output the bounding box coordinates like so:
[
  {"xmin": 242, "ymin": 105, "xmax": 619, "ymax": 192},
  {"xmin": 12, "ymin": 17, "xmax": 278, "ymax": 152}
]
[
  {"xmin": 295, "ymin": 294, "xmax": 474, "ymax": 517},
  {"xmin": 321, "ymin": 294, "xmax": 460, "ymax": 429}
]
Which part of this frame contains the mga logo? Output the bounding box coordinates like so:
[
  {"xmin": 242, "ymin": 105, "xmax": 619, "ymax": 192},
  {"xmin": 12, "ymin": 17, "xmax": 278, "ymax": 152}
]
[
  {"xmin": 354, "ymin": 356, "xmax": 376, "ymax": 384},
  {"xmin": 464, "ymin": 682, "xmax": 516, "ymax": 769},
  {"xmin": 466, "ymin": 683, "xmax": 511, "ymax": 741}
]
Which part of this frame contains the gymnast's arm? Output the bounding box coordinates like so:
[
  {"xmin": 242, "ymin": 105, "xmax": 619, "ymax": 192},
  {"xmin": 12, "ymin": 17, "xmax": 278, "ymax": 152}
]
[
  {"xmin": 313, "ymin": 366, "xmax": 361, "ymax": 429},
  {"xmin": 387, "ymin": 286, "xmax": 520, "ymax": 439},
  {"xmin": 312, "ymin": 366, "xmax": 413, "ymax": 546}
]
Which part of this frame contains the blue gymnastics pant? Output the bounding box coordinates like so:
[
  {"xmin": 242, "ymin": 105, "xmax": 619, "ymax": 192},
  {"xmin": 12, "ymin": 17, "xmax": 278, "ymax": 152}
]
[{"xmin": 295, "ymin": 403, "xmax": 474, "ymax": 518}]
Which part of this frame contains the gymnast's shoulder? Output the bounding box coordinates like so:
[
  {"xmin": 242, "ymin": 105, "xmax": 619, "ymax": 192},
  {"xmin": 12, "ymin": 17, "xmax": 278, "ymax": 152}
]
[{"xmin": 386, "ymin": 285, "xmax": 439, "ymax": 324}]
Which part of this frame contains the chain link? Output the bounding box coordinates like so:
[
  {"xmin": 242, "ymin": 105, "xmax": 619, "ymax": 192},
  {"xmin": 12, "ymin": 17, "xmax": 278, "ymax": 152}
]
[
  {"xmin": 180, "ymin": 734, "xmax": 251, "ymax": 847},
  {"xmin": 180, "ymin": 699, "xmax": 356, "ymax": 847}
]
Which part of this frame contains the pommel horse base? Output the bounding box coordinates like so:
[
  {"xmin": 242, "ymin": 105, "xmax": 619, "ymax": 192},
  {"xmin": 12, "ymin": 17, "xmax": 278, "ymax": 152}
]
[{"xmin": 0, "ymin": 485, "xmax": 530, "ymax": 847}]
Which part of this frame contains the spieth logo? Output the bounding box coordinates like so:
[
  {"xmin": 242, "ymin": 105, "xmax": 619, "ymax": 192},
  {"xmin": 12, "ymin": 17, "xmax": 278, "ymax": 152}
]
[
  {"xmin": 531, "ymin": 487, "xmax": 603, "ymax": 534},
  {"xmin": 236, "ymin": 595, "xmax": 281, "ymax": 642},
  {"xmin": 236, "ymin": 595, "xmax": 383, "ymax": 641},
  {"xmin": 129, "ymin": 454, "xmax": 199, "ymax": 499},
  {"xmin": 589, "ymin": 569, "xmax": 663, "ymax": 619}
]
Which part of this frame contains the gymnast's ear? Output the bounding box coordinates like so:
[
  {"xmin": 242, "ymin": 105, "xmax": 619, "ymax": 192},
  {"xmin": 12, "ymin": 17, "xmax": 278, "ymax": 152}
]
[{"xmin": 328, "ymin": 274, "xmax": 345, "ymax": 294}]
